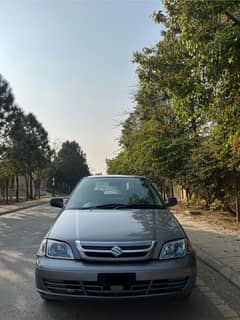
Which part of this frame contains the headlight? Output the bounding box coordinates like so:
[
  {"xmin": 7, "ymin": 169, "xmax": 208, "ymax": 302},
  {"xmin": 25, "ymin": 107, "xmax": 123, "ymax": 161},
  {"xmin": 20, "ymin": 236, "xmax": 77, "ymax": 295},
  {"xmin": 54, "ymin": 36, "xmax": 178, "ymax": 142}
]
[
  {"xmin": 46, "ymin": 240, "xmax": 74, "ymax": 259},
  {"xmin": 37, "ymin": 239, "xmax": 47, "ymax": 257},
  {"xmin": 160, "ymin": 239, "xmax": 186, "ymax": 260}
]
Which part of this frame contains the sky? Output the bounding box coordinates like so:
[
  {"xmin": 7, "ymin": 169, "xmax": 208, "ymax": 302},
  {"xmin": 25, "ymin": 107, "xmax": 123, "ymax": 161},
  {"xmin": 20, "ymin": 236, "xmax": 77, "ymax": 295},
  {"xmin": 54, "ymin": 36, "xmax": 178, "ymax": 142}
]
[{"xmin": 0, "ymin": 0, "xmax": 163, "ymax": 174}]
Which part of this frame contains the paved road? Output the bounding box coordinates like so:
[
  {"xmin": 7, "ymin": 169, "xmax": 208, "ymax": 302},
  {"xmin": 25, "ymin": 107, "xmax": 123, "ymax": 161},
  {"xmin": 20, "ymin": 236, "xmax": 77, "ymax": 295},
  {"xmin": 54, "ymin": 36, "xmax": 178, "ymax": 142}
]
[{"xmin": 0, "ymin": 205, "xmax": 239, "ymax": 320}]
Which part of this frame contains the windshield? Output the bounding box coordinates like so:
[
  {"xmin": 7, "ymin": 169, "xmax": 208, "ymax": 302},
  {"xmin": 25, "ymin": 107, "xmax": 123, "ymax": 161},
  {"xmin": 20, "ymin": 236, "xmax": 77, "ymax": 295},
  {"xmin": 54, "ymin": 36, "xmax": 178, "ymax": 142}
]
[{"xmin": 66, "ymin": 177, "xmax": 164, "ymax": 209}]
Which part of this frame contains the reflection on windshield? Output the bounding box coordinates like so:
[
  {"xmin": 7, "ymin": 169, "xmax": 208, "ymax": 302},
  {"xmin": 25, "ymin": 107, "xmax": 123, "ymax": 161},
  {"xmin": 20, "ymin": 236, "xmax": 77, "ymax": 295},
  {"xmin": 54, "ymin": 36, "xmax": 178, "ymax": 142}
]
[{"xmin": 66, "ymin": 177, "xmax": 164, "ymax": 209}]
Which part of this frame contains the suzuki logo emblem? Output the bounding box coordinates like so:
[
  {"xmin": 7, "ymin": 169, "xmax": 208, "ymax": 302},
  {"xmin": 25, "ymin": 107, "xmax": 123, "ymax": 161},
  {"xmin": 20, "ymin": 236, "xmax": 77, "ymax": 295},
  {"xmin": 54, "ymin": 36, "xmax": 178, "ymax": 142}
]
[{"xmin": 111, "ymin": 245, "xmax": 122, "ymax": 257}]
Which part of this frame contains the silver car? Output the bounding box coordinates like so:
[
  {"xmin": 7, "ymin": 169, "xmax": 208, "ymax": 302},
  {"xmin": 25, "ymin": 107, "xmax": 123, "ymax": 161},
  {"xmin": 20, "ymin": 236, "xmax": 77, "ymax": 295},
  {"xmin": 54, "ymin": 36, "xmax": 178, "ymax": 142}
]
[{"xmin": 36, "ymin": 175, "xmax": 196, "ymax": 300}]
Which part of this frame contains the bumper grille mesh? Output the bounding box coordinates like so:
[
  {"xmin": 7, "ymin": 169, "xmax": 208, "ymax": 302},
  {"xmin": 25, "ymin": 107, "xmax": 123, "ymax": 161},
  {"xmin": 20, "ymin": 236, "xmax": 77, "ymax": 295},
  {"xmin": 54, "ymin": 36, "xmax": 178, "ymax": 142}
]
[{"xmin": 43, "ymin": 277, "xmax": 188, "ymax": 297}]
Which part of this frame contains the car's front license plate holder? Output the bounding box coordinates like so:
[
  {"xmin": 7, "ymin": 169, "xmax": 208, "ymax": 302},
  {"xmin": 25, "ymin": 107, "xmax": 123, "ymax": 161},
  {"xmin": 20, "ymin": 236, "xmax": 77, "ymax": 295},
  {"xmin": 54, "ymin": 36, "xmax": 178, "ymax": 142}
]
[
  {"xmin": 110, "ymin": 285, "xmax": 124, "ymax": 292},
  {"xmin": 98, "ymin": 273, "xmax": 136, "ymax": 288}
]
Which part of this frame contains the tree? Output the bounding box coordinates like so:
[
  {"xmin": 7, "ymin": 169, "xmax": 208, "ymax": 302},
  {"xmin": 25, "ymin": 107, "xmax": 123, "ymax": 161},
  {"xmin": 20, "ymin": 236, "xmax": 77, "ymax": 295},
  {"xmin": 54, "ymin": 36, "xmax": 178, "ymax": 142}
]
[
  {"xmin": 0, "ymin": 74, "xmax": 19, "ymax": 146},
  {"xmin": 50, "ymin": 141, "xmax": 90, "ymax": 194},
  {"xmin": 7, "ymin": 112, "xmax": 52, "ymax": 199},
  {"xmin": 158, "ymin": 0, "xmax": 240, "ymax": 217},
  {"xmin": 107, "ymin": 1, "xmax": 240, "ymax": 220},
  {"xmin": 0, "ymin": 74, "xmax": 24, "ymax": 201}
]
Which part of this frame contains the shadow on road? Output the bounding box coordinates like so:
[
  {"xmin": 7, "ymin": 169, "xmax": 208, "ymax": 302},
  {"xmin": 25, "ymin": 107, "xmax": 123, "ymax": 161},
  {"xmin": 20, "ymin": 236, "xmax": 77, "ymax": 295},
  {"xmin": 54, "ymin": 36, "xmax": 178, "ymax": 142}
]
[{"xmin": 0, "ymin": 205, "xmax": 224, "ymax": 319}]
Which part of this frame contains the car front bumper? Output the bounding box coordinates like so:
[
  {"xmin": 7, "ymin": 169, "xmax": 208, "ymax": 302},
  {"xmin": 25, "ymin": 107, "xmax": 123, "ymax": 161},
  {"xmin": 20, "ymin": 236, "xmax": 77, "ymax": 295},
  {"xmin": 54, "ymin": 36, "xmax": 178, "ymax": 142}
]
[{"xmin": 35, "ymin": 253, "xmax": 197, "ymax": 300}]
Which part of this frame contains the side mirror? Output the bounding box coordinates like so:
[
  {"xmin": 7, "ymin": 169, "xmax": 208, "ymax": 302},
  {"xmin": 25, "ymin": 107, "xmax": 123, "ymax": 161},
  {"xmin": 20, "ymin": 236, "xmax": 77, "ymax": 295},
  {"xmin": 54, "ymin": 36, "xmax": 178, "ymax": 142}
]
[
  {"xmin": 165, "ymin": 197, "xmax": 177, "ymax": 207},
  {"xmin": 50, "ymin": 197, "xmax": 64, "ymax": 208}
]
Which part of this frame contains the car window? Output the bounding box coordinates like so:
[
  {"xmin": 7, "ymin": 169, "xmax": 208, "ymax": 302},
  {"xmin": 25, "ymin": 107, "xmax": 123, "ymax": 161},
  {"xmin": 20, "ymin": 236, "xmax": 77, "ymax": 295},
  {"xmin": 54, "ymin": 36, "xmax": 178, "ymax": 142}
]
[
  {"xmin": 66, "ymin": 177, "xmax": 164, "ymax": 209},
  {"xmin": 94, "ymin": 181, "xmax": 121, "ymax": 195}
]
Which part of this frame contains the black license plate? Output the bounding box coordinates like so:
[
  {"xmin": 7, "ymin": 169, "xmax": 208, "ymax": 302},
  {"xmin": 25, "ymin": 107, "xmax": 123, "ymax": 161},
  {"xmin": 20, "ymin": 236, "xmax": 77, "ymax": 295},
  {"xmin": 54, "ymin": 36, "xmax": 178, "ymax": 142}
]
[{"xmin": 98, "ymin": 273, "xmax": 136, "ymax": 286}]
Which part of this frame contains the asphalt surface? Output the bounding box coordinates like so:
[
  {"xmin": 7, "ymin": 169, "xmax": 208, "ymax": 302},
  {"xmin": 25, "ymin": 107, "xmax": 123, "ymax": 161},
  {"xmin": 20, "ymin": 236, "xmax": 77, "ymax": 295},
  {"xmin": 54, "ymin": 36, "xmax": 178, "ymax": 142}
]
[{"xmin": 0, "ymin": 204, "xmax": 239, "ymax": 320}]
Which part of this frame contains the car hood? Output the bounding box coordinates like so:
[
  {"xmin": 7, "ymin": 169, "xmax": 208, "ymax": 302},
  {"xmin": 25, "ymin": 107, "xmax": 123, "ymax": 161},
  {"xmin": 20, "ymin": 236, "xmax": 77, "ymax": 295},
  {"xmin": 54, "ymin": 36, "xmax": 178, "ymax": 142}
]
[{"xmin": 48, "ymin": 208, "xmax": 184, "ymax": 242}]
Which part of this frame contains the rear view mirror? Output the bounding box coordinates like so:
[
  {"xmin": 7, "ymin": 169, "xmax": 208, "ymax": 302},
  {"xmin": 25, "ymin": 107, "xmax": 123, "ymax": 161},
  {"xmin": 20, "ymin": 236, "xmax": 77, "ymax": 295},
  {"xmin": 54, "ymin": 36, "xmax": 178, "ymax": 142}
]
[
  {"xmin": 165, "ymin": 197, "xmax": 177, "ymax": 207},
  {"xmin": 50, "ymin": 198, "xmax": 64, "ymax": 208}
]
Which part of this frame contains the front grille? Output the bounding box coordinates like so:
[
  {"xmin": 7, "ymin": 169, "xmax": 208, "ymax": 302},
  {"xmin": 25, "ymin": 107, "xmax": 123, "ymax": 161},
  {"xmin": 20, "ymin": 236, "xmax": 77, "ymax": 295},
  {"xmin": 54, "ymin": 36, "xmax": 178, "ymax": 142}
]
[
  {"xmin": 75, "ymin": 240, "xmax": 155, "ymax": 261},
  {"xmin": 85, "ymin": 251, "xmax": 147, "ymax": 258},
  {"xmin": 43, "ymin": 279, "xmax": 85, "ymax": 295},
  {"xmin": 44, "ymin": 277, "xmax": 188, "ymax": 297},
  {"xmin": 81, "ymin": 245, "xmax": 150, "ymax": 251}
]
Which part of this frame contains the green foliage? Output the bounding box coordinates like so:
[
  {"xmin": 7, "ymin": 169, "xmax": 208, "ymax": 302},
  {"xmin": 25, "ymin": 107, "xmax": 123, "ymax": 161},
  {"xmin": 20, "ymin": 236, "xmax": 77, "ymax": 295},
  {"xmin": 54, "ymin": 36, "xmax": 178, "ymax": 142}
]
[
  {"xmin": 0, "ymin": 73, "xmax": 54, "ymax": 200},
  {"xmin": 0, "ymin": 74, "xmax": 19, "ymax": 148},
  {"xmin": 107, "ymin": 1, "xmax": 240, "ymax": 217},
  {"xmin": 0, "ymin": 73, "xmax": 91, "ymax": 201},
  {"xmin": 50, "ymin": 140, "xmax": 90, "ymax": 193},
  {"xmin": 8, "ymin": 112, "xmax": 52, "ymax": 179}
]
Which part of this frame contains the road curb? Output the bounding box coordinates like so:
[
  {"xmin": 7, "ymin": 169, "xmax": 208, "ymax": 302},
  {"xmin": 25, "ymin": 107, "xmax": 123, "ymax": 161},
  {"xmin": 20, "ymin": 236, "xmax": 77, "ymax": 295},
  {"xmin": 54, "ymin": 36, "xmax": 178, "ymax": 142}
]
[
  {"xmin": 195, "ymin": 244, "xmax": 240, "ymax": 290},
  {"xmin": 174, "ymin": 205, "xmax": 240, "ymax": 290},
  {"xmin": 0, "ymin": 198, "xmax": 50, "ymax": 216}
]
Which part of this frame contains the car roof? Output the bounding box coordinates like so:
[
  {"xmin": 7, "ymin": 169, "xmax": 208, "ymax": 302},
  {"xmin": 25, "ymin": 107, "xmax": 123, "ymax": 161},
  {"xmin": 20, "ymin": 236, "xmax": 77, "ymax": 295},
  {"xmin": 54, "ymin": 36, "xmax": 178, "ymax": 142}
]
[{"xmin": 85, "ymin": 175, "xmax": 146, "ymax": 179}]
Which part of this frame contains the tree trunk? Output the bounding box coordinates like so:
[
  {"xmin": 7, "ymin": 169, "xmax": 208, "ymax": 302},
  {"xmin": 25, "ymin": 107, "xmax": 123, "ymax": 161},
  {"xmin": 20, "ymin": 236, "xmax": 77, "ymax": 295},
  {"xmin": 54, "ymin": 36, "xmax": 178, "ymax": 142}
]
[
  {"xmin": 162, "ymin": 181, "xmax": 166, "ymax": 201},
  {"xmin": 233, "ymin": 168, "xmax": 240, "ymax": 222},
  {"xmin": 186, "ymin": 188, "xmax": 190, "ymax": 201},
  {"xmin": 38, "ymin": 180, "xmax": 41, "ymax": 199},
  {"xmin": 29, "ymin": 174, "xmax": 33, "ymax": 199},
  {"xmin": 34, "ymin": 179, "xmax": 37, "ymax": 199},
  {"xmin": 1, "ymin": 185, "xmax": 5, "ymax": 202},
  {"xmin": 9, "ymin": 176, "xmax": 14, "ymax": 202},
  {"xmin": 16, "ymin": 175, "xmax": 19, "ymax": 202},
  {"xmin": 170, "ymin": 181, "xmax": 174, "ymax": 197},
  {"xmin": 34, "ymin": 178, "xmax": 41, "ymax": 199},
  {"xmin": 6, "ymin": 180, "xmax": 9, "ymax": 204},
  {"xmin": 25, "ymin": 174, "xmax": 29, "ymax": 201},
  {"xmin": 205, "ymin": 198, "xmax": 210, "ymax": 210}
]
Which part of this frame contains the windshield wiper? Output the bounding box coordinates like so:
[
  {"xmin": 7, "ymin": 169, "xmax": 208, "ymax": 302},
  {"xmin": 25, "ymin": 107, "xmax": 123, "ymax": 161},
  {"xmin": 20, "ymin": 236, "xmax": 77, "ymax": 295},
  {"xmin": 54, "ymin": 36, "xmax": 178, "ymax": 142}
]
[
  {"xmin": 77, "ymin": 203, "xmax": 124, "ymax": 210},
  {"xmin": 115, "ymin": 204, "xmax": 165, "ymax": 209},
  {"xmin": 84, "ymin": 203, "xmax": 165, "ymax": 209},
  {"xmin": 94, "ymin": 203, "xmax": 128, "ymax": 209},
  {"xmin": 75, "ymin": 203, "xmax": 165, "ymax": 210}
]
